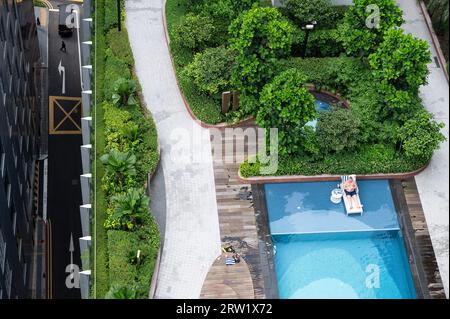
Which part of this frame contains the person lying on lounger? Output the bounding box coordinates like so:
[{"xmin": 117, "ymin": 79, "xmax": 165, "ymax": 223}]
[{"xmin": 343, "ymin": 177, "xmax": 362, "ymax": 210}]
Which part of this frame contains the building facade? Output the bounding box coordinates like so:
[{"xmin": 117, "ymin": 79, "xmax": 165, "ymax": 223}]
[{"xmin": 0, "ymin": 0, "xmax": 40, "ymax": 299}]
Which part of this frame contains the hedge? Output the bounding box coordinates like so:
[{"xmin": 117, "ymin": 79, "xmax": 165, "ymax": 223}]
[
  {"xmin": 240, "ymin": 144, "xmax": 427, "ymax": 177},
  {"xmin": 93, "ymin": 0, "xmax": 160, "ymax": 299},
  {"xmin": 107, "ymin": 214, "xmax": 160, "ymax": 298}
]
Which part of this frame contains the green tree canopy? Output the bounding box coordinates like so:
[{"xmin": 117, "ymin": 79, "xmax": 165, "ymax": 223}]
[
  {"xmin": 316, "ymin": 107, "xmax": 362, "ymax": 154},
  {"xmin": 339, "ymin": 0, "xmax": 404, "ymax": 56},
  {"xmin": 229, "ymin": 7, "xmax": 295, "ymax": 96},
  {"xmin": 369, "ymin": 28, "xmax": 431, "ymax": 93},
  {"xmin": 257, "ymin": 68, "xmax": 316, "ymax": 155},
  {"xmin": 281, "ymin": 0, "xmax": 334, "ymax": 26},
  {"xmin": 184, "ymin": 46, "xmax": 236, "ymax": 95},
  {"xmin": 172, "ymin": 13, "xmax": 216, "ymax": 51},
  {"xmin": 398, "ymin": 110, "xmax": 446, "ymax": 161}
]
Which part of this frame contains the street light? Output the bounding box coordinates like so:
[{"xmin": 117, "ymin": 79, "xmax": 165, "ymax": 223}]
[
  {"xmin": 301, "ymin": 21, "xmax": 317, "ymax": 58},
  {"xmin": 117, "ymin": 0, "xmax": 121, "ymax": 31}
]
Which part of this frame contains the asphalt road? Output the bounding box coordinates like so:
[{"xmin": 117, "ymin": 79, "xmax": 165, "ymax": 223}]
[{"xmin": 46, "ymin": 8, "xmax": 82, "ymax": 299}]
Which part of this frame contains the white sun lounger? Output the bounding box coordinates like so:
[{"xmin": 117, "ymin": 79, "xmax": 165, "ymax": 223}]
[{"xmin": 341, "ymin": 175, "xmax": 363, "ymax": 215}]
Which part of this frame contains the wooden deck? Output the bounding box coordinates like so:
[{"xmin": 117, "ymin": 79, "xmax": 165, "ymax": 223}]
[
  {"xmin": 402, "ymin": 178, "xmax": 446, "ymax": 299},
  {"xmin": 200, "ymin": 257, "xmax": 255, "ymax": 299},
  {"xmin": 201, "ymin": 123, "xmax": 265, "ymax": 299}
]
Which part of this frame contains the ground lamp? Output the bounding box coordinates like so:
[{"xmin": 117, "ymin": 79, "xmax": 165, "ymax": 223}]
[{"xmin": 301, "ymin": 21, "xmax": 317, "ymax": 58}]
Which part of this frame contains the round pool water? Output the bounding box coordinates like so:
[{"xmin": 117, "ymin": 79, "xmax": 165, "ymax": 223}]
[{"xmin": 306, "ymin": 99, "xmax": 332, "ymax": 128}]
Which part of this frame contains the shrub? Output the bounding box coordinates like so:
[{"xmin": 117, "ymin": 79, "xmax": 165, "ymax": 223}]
[
  {"xmin": 292, "ymin": 28, "xmax": 344, "ymax": 57},
  {"xmin": 257, "ymin": 69, "xmax": 316, "ymax": 155},
  {"xmin": 105, "ymin": 188, "xmax": 150, "ymax": 231},
  {"xmin": 172, "ymin": 13, "xmax": 216, "ymax": 51},
  {"xmin": 107, "ymin": 222, "xmax": 160, "ymax": 298},
  {"xmin": 240, "ymin": 144, "xmax": 426, "ymax": 177},
  {"xmin": 229, "ymin": 7, "xmax": 295, "ymax": 95},
  {"xmin": 184, "ymin": 46, "xmax": 236, "ymax": 95},
  {"xmin": 104, "ymin": 0, "xmax": 123, "ymax": 31},
  {"xmin": 112, "ymin": 78, "xmax": 138, "ymax": 107},
  {"xmin": 105, "ymin": 284, "xmax": 138, "ymax": 299},
  {"xmin": 369, "ymin": 28, "xmax": 431, "ymax": 95},
  {"xmin": 398, "ymin": 110, "xmax": 446, "ymax": 161},
  {"xmin": 339, "ymin": 0, "xmax": 404, "ymax": 56},
  {"xmin": 104, "ymin": 52, "xmax": 132, "ymax": 97},
  {"xmin": 100, "ymin": 149, "xmax": 137, "ymax": 195},
  {"xmin": 316, "ymin": 107, "xmax": 362, "ymax": 154},
  {"xmin": 281, "ymin": 0, "xmax": 334, "ymax": 26},
  {"xmin": 106, "ymin": 28, "xmax": 135, "ymax": 67}
]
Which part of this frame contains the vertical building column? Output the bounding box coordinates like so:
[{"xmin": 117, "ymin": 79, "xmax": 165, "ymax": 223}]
[
  {"xmin": 79, "ymin": 204, "xmax": 91, "ymax": 238},
  {"xmin": 81, "ymin": 145, "xmax": 91, "ymax": 174},
  {"xmin": 82, "ymin": 90, "xmax": 92, "ymax": 117},
  {"xmin": 81, "ymin": 117, "xmax": 92, "ymax": 146},
  {"xmin": 80, "ymin": 174, "xmax": 91, "ymax": 205},
  {"xmin": 79, "ymin": 270, "xmax": 91, "ymax": 299}
]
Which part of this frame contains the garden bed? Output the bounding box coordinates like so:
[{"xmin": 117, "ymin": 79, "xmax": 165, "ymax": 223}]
[
  {"xmin": 165, "ymin": 0, "xmax": 445, "ymax": 178},
  {"xmin": 93, "ymin": 0, "xmax": 160, "ymax": 299}
]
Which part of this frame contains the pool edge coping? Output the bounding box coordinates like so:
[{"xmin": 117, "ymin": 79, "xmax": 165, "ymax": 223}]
[
  {"xmin": 390, "ymin": 180, "xmax": 432, "ymax": 299},
  {"xmin": 238, "ymin": 162, "xmax": 430, "ymax": 184}
]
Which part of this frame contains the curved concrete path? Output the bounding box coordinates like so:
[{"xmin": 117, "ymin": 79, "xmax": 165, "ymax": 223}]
[{"xmin": 125, "ymin": 0, "xmax": 221, "ymax": 298}]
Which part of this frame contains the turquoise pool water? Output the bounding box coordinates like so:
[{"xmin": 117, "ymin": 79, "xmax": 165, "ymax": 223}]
[
  {"xmin": 264, "ymin": 181, "xmax": 417, "ymax": 299},
  {"xmin": 306, "ymin": 99, "xmax": 332, "ymax": 128}
]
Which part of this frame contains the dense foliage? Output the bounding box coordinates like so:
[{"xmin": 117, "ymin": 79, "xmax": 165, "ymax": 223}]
[
  {"xmin": 398, "ymin": 110, "xmax": 446, "ymax": 161},
  {"xmin": 281, "ymin": 0, "xmax": 334, "ymax": 26},
  {"xmin": 94, "ymin": 0, "xmax": 160, "ymax": 299},
  {"xmin": 369, "ymin": 28, "xmax": 431, "ymax": 113},
  {"xmin": 172, "ymin": 13, "xmax": 216, "ymax": 51},
  {"xmin": 165, "ymin": 0, "xmax": 445, "ymax": 177},
  {"xmin": 184, "ymin": 46, "xmax": 236, "ymax": 95},
  {"xmin": 316, "ymin": 107, "xmax": 362, "ymax": 154},
  {"xmin": 339, "ymin": 0, "xmax": 404, "ymax": 56},
  {"xmin": 257, "ymin": 69, "xmax": 316, "ymax": 155},
  {"xmin": 229, "ymin": 7, "xmax": 295, "ymax": 96}
]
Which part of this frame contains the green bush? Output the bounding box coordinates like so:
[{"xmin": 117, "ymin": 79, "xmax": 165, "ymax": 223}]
[
  {"xmin": 105, "ymin": 188, "xmax": 150, "ymax": 231},
  {"xmin": 111, "ymin": 78, "xmax": 138, "ymax": 107},
  {"xmin": 257, "ymin": 69, "xmax": 316, "ymax": 155},
  {"xmin": 107, "ymin": 218, "xmax": 160, "ymax": 298},
  {"xmin": 184, "ymin": 46, "xmax": 236, "ymax": 95},
  {"xmin": 398, "ymin": 110, "xmax": 446, "ymax": 161},
  {"xmin": 100, "ymin": 149, "xmax": 137, "ymax": 196},
  {"xmin": 105, "ymin": 284, "xmax": 138, "ymax": 299},
  {"xmin": 292, "ymin": 28, "xmax": 344, "ymax": 57},
  {"xmin": 281, "ymin": 0, "xmax": 334, "ymax": 26},
  {"xmin": 106, "ymin": 28, "xmax": 135, "ymax": 67},
  {"xmin": 229, "ymin": 7, "xmax": 295, "ymax": 95},
  {"xmin": 104, "ymin": 0, "xmax": 123, "ymax": 32},
  {"xmin": 240, "ymin": 144, "xmax": 427, "ymax": 177},
  {"xmin": 166, "ymin": 0, "xmax": 227, "ymax": 124},
  {"xmin": 369, "ymin": 28, "xmax": 431, "ymax": 98},
  {"xmin": 104, "ymin": 52, "xmax": 132, "ymax": 97},
  {"xmin": 316, "ymin": 107, "xmax": 362, "ymax": 154},
  {"xmin": 173, "ymin": 13, "xmax": 216, "ymax": 51},
  {"xmin": 339, "ymin": 0, "xmax": 404, "ymax": 56}
]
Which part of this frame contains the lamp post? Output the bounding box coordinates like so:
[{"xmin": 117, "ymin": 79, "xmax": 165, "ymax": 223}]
[
  {"xmin": 117, "ymin": 0, "xmax": 121, "ymax": 31},
  {"xmin": 301, "ymin": 21, "xmax": 317, "ymax": 58}
]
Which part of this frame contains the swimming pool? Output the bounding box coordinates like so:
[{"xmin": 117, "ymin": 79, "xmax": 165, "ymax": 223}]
[
  {"xmin": 264, "ymin": 180, "xmax": 417, "ymax": 299},
  {"xmin": 306, "ymin": 99, "xmax": 332, "ymax": 128}
]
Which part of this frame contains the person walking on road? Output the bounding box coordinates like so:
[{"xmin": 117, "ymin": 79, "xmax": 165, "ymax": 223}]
[{"xmin": 60, "ymin": 40, "xmax": 67, "ymax": 53}]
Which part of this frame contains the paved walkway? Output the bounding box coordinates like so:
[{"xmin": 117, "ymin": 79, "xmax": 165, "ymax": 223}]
[
  {"xmin": 125, "ymin": 0, "xmax": 221, "ymax": 298},
  {"xmin": 202, "ymin": 124, "xmax": 265, "ymax": 299},
  {"xmin": 397, "ymin": 0, "xmax": 449, "ymax": 298}
]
